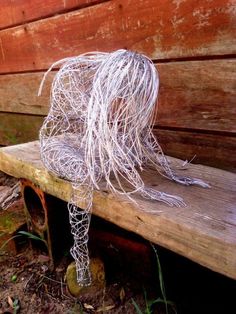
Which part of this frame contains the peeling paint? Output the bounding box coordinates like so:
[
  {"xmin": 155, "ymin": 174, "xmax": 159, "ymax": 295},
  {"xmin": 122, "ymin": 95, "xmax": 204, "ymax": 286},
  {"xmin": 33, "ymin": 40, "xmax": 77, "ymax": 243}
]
[
  {"xmin": 193, "ymin": 8, "xmax": 211, "ymax": 29},
  {"xmin": 202, "ymin": 113, "xmax": 212, "ymax": 119},
  {"xmin": 12, "ymin": 27, "xmax": 24, "ymax": 37},
  {"xmin": 172, "ymin": 0, "xmax": 186, "ymax": 10},
  {"xmin": 171, "ymin": 15, "xmax": 185, "ymax": 28},
  {"xmin": 0, "ymin": 37, "xmax": 5, "ymax": 61}
]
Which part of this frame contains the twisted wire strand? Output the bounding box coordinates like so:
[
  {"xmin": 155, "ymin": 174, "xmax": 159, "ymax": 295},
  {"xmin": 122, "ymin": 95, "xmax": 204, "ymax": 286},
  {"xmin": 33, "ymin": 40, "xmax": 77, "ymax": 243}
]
[{"xmin": 68, "ymin": 184, "xmax": 93, "ymax": 285}]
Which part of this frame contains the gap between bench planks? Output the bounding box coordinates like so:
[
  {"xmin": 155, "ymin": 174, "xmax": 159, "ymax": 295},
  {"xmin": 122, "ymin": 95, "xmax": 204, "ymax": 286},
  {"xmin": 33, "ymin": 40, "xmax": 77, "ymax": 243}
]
[{"xmin": 0, "ymin": 141, "xmax": 235, "ymax": 279}]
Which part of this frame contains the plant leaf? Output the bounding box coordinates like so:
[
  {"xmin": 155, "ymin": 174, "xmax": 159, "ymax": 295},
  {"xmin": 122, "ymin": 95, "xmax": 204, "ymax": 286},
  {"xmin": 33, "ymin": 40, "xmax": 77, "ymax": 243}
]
[
  {"xmin": 97, "ymin": 304, "xmax": 116, "ymax": 312},
  {"xmin": 7, "ymin": 296, "xmax": 14, "ymax": 308},
  {"xmin": 132, "ymin": 298, "xmax": 143, "ymax": 314},
  {"xmin": 18, "ymin": 231, "xmax": 44, "ymax": 242},
  {"xmin": 151, "ymin": 244, "xmax": 169, "ymax": 313},
  {"xmin": 0, "ymin": 235, "xmax": 21, "ymax": 251},
  {"xmin": 83, "ymin": 303, "xmax": 94, "ymax": 310},
  {"xmin": 119, "ymin": 287, "xmax": 125, "ymax": 302}
]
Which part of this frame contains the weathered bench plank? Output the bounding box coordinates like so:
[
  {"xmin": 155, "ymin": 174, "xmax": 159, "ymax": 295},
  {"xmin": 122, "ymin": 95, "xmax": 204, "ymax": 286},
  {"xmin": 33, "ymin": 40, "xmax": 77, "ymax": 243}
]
[{"xmin": 0, "ymin": 141, "xmax": 235, "ymax": 279}]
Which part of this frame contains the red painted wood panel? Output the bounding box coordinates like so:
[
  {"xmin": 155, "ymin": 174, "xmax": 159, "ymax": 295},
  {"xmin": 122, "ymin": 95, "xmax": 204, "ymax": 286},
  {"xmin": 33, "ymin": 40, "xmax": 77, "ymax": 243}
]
[
  {"xmin": 0, "ymin": 0, "xmax": 235, "ymax": 73},
  {"xmin": 0, "ymin": 0, "xmax": 106, "ymax": 30}
]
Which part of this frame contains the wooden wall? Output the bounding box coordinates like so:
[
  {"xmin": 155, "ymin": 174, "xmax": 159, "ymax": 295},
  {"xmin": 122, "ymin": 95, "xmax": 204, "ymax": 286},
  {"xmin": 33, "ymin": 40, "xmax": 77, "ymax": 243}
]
[{"xmin": 0, "ymin": 0, "xmax": 235, "ymax": 171}]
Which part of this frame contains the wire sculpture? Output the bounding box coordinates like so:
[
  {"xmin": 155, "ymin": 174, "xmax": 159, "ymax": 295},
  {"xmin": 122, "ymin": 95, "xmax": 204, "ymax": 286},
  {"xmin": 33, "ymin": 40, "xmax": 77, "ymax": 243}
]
[{"xmin": 38, "ymin": 49, "xmax": 209, "ymax": 286}]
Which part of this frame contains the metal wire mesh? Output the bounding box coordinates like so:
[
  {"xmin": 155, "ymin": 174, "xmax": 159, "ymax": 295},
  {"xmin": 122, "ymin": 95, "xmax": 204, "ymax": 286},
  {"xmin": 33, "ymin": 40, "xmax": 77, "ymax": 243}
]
[{"xmin": 39, "ymin": 49, "xmax": 209, "ymax": 285}]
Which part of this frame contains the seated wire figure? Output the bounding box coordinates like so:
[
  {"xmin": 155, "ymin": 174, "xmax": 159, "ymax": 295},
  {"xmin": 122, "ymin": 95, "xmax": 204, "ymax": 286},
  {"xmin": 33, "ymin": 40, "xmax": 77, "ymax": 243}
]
[{"xmin": 39, "ymin": 49, "xmax": 209, "ymax": 286}]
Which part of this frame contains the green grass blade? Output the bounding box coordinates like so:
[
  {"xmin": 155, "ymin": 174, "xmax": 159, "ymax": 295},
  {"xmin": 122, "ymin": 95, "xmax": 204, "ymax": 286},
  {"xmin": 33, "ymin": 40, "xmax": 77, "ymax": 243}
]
[
  {"xmin": 0, "ymin": 235, "xmax": 21, "ymax": 251},
  {"xmin": 18, "ymin": 231, "xmax": 44, "ymax": 242},
  {"xmin": 151, "ymin": 244, "xmax": 168, "ymax": 314},
  {"xmin": 131, "ymin": 298, "xmax": 144, "ymax": 314}
]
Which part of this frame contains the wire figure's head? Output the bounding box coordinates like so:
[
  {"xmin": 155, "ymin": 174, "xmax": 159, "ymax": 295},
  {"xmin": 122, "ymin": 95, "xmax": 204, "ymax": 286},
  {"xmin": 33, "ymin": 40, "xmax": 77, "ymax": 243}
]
[{"xmin": 90, "ymin": 49, "xmax": 159, "ymax": 129}]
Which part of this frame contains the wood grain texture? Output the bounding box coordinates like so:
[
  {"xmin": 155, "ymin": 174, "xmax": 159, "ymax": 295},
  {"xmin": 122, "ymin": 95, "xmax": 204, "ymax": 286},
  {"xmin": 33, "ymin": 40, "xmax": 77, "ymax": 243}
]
[
  {"xmin": 0, "ymin": 113, "xmax": 234, "ymax": 171},
  {"xmin": 0, "ymin": 72, "xmax": 54, "ymax": 115},
  {"xmin": 0, "ymin": 141, "xmax": 235, "ymax": 279},
  {"xmin": 0, "ymin": 0, "xmax": 106, "ymax": 30},
  {"xmin": 1, "ymin": 59, "xmax": 235, "ymax": 133},
  {"xmin": 0, "ymin": 0, "xmax": 235, "ymax": 73},
  {"xmin": 155, "ymin": 129, "xmax": 236, "ymax": 172},
  {"xmin": 156, "ymin": 59, "xmax": 236, "ymax": 132},
  {"xmin": 0, "ymin": 113, "xmax": 44, "ymax": 146}
]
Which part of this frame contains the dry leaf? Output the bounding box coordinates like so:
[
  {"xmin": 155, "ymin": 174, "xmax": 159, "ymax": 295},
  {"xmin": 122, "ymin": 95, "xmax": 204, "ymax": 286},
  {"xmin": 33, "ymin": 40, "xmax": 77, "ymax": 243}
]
[
  {"xmin": 84, "ymin": 303, "xmax": 94, "ymax": 310},
  {"xmin": 97, "ymin": 304, "xmax": 116, "ymax": 312},
  {"xmin": 119, "ymin": 287, "xmax": 125, "ymax": 302},
  {"xmin": 7, "ymin": 296, "xmax": 14, "ymax": 308}
]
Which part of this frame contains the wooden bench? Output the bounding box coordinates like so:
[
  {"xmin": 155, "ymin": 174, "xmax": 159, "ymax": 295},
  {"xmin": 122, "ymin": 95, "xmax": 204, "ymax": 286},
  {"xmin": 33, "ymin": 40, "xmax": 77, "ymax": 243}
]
[{"xmin": 0, "ymin": 141, "xmax": 235, "ymax": 280}]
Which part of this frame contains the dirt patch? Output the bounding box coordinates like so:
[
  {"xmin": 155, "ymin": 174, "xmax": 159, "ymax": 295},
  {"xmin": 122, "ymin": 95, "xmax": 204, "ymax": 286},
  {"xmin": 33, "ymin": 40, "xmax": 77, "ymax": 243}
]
[{"xmin": 0, "ymin": 248, "xmax": 159, "ymax": 314}]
